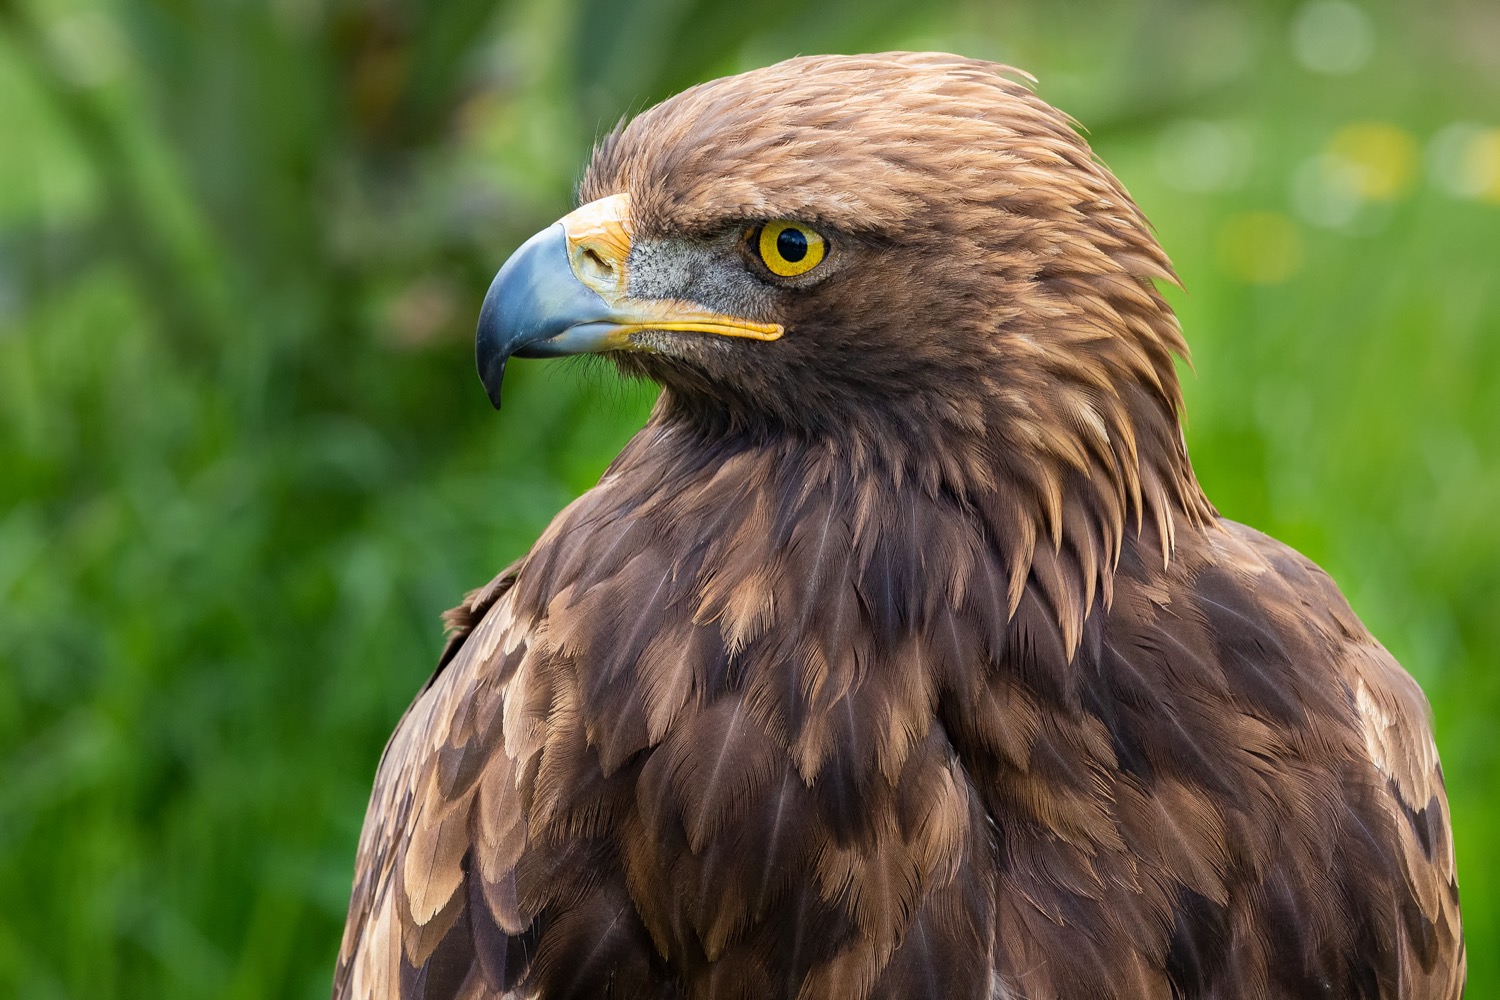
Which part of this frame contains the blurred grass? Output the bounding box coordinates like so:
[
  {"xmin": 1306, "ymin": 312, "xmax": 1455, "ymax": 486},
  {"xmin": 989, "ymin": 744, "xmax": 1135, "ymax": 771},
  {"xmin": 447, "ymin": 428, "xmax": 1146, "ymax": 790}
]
[{"xmin": 0, "ymin": 0, "xmax": 1496, "ymax": 995}]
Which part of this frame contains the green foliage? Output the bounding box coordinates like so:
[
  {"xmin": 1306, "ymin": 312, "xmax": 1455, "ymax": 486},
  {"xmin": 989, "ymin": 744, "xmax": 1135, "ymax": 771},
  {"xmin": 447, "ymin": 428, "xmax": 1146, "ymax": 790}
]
[{"xmin": 0, "ymin": 0, "xmax": 1495, "ymax": 995}]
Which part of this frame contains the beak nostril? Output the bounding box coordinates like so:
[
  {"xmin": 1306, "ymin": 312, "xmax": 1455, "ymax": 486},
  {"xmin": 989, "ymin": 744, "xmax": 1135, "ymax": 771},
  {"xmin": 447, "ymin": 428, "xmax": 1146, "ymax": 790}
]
[{"xmin": 581, "ymin": 246, "xmax": 613, "ymax": 280}]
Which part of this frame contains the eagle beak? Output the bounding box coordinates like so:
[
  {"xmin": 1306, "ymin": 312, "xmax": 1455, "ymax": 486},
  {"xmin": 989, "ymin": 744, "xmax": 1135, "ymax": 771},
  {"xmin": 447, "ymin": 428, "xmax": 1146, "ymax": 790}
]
[{"xmin": 475, "ymin": 193, "xmax": 783, "ymax": 408}]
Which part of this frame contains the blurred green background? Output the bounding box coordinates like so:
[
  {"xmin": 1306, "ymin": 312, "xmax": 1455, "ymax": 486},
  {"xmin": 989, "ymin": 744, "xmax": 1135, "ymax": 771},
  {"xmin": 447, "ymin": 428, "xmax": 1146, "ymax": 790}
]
[{"xmin": 1, "ymin": 0, "xmax": 1496, "ymax": 995}]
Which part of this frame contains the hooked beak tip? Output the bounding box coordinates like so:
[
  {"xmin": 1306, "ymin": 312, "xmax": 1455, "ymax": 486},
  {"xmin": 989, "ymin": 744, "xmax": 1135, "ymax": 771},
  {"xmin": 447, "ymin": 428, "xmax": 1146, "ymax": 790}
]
[
  {"xmin": 476, "ymin": 278, "xmax": 508, "ymax": 409},
  {"xmin": 482, "ymin": 363, "xmax": 505, "ymax": 409}
]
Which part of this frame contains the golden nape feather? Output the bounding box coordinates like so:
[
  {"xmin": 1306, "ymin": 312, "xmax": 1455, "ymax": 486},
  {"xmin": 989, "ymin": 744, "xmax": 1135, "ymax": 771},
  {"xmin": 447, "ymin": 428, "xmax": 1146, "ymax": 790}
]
[{"xmin": 335, "ymin": 53, "xmax": 1463, "ymax": 999}]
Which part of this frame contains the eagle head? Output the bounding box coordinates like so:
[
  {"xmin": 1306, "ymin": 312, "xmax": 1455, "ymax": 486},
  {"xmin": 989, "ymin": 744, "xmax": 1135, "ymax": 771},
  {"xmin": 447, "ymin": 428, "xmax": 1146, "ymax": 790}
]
[{"xmin": 478, "ymin": 52, "xmax": 1207, "ymax": 541}]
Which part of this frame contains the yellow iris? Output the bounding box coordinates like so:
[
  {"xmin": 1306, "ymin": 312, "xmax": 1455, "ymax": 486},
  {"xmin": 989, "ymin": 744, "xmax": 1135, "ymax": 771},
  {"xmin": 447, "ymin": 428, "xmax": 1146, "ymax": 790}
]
[{"xmin": 757, "ymin": 220, "xmax": 827, "ymax": 277}]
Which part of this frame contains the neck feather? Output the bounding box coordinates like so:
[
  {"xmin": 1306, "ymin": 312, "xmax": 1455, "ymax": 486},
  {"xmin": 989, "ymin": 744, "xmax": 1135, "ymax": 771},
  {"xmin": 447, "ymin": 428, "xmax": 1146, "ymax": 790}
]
[{"xmin": 562, "ymin": 395, "xmax": 1213, "ymax": 657}]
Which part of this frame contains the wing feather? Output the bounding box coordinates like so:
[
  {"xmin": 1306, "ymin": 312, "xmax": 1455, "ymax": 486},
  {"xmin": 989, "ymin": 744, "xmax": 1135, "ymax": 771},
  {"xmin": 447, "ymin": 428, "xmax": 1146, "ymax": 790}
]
[{"xmin": 335, "ymin": 567, "xmax": 534, "ymax": 1000}]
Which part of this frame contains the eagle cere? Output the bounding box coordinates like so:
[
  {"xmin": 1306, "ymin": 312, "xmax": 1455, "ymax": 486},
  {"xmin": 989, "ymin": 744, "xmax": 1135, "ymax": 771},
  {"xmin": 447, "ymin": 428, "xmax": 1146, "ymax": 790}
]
[{"xmin": 335, "ymin": 53, "xmax": 1464, "ymax": 999}]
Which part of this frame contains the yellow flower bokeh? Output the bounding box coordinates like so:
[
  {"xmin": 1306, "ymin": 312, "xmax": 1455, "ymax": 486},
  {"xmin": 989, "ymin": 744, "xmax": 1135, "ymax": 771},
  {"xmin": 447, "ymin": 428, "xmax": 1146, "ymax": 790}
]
[{"xmin": 1327, "ymin": 122, "xmax": 1420, "ymax": 200}]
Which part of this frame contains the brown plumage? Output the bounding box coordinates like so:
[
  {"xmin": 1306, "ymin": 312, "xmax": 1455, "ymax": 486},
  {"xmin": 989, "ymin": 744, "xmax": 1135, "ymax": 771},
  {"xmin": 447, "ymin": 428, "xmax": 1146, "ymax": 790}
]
[{"xmin": 334, "ymin": 53, "xmax": 1464, "ymax": 999}]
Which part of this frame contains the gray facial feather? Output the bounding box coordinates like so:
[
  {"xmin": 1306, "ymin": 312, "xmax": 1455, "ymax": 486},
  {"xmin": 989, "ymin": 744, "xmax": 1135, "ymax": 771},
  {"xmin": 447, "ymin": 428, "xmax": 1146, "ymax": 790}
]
[{"xmin": 628, "ymin": 233, "xmax": 780, "ymax": 323}]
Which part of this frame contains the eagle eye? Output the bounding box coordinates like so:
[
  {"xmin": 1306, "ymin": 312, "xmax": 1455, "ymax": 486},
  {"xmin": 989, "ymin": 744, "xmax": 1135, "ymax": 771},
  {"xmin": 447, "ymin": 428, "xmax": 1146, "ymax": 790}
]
[{"xmin": 754, "ymin": 220, "xmax": 827, "ymax": 278}]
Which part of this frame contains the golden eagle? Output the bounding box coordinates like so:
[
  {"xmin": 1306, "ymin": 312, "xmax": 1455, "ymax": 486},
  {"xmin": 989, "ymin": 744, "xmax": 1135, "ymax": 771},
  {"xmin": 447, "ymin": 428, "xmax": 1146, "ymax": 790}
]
[{"xmin": 334, "ymin": 53, "xmax": 1464, "ymax": 999}]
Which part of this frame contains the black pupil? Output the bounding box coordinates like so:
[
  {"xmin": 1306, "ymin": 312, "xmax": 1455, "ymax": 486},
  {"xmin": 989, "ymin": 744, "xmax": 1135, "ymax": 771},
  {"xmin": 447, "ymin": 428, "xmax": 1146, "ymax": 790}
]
[{"xmin": 776, "ymin": 227, "xmax": 808, "ymax": 262}]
